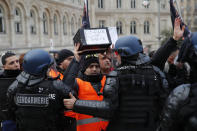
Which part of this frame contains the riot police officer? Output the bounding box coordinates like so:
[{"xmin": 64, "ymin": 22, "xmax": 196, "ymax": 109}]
[
  {"xmin": 7, "ymin": 49, "xmax": 73, "ymax": 131},
  {"xmin": 64, "ymin": 35, "xmax": 168, "ymax": 131}
]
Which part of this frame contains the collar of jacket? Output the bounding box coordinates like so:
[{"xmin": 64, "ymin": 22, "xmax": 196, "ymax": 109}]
[{"xmin": 16, "ymin": 71, "xmax": 45, "ymax": 86}]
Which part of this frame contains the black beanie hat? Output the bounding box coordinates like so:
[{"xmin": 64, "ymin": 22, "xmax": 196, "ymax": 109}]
[
  {"xmin": 81, "ymin": 55, "xmax": 99, "ymax": 73},
  {"xmin": 57, "ymin": 49, "xmax": 74, "ymax": 65}
]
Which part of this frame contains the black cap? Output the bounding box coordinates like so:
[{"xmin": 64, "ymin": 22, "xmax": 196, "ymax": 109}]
[
  {"xmin": 57, "ymin": 49, "xmax": 74, "ymax": 65},
  {"xmin": 81, "ymin": 55, "xmax": 99, "ymax": 73}
]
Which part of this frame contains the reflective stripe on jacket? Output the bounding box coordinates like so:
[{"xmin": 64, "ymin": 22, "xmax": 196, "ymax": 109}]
[{"xmin": 76, "ymin": 76, "xmax": 109, "ymax": 131}]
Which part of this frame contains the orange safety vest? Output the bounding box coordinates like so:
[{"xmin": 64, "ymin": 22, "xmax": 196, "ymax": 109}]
[
  {"xmin": 48, "ymin": 69, "xmax": 64, "ymax": 80},
  {"xmin": 75, "ymin": 76, "xmax": 109, "ymax": 131}
]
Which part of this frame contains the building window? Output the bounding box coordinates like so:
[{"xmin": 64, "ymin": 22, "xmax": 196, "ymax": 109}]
[
  {"xmin": 63, "ymin": 16, "xmax": 67, "ymax": 35},
  {"xmin": 116, "ymin": 21, "xmax": 122, "ymax": 35},
  {"xmin": 117, "ymin": 0, "xmax": 121, "ymax": 8},
  {"xmin": 143, "ymin": 0, "xmax": 150, "ymax": 8},
  {"xmin": 54, "ymin": 15, "xmax": 58, "ymax": 35},
  {"xmin": 99, "ymin": 20, "xmax": 105, "ymax": 28},
  {"xmin": 30, "ymin": 10, "xmax": 36, "ymax": 34},
  {"xmin": 144, "ymin": 21, "xmax": 150, "ymax": 34},
  {"xmin": 43, "ymin": 12, "xmax": 48, "ymax": 34},
  {"xmin": 130, "ymin": 21, "xmax": 136, "ymax": 34},
  {"xmin": 71, "ymin": 17, "xmax": 75, "ymax": 35},
  {"xmin": 131, "ymin": 0, "xmax": 136, "ymax": 8},
  {"xmin": 98, "ymin": 0, "xmax": 104, "ymax": 8},
  {"xmin": 15, "ymin": 8, "xmax": 22, "ymax": 33},
  {"xmin": 161, "ymin": 0, "xmax": 166, "ymax": 9},
  {"xmin": 0, "ymin": 6, "xmax": 5, "ymax": 33},
  {"xmin": 78, "ymin": 18, "xmax": 81, "ymax": 28}
]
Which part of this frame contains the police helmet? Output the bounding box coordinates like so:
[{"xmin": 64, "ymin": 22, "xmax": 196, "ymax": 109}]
[
  {"xmin": 115, "ymin": 36, "xmax": 143, "ymax": 57},
  {"xmin": 23, "ymin": 49, "xmax": 54, "ymax": 76}
]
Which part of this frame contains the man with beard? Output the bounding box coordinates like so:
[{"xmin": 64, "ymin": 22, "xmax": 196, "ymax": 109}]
[
  {"xmin": 98, "ymin": 52, "xmax": 112, "ymax": 75},
  {"xmin": 70, "ymin": 54, "xmax": 109, "ymax": 131}
]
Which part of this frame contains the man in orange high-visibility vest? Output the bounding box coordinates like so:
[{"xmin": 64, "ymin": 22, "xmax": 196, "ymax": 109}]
[{"xmin": 67, "ymin": 54, "xmax": 109, "ymax": 131}]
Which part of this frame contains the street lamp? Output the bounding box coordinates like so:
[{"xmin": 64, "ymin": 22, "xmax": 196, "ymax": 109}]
[{"xmin": 143, "ymin": 0, "xmax": 161, "ymax": 46}]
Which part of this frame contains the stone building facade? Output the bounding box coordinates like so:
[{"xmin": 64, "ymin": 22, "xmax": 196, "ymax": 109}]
[
  {"xmin": 178, "ymin": 0, "xmax": 197, "ymax": 32},
  {"xmin": 0, "ymin": 0, "xmax": 172, "ymax": 54}
]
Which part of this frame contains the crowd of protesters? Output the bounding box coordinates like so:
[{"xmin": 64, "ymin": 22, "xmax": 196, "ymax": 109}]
[{"xmin": 0, "ymin": 16, "xmax": 197, "ymax": 131}]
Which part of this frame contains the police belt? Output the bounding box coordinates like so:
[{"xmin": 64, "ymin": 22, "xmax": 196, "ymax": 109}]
[{"xmin": 77, "ymin": 117, "xmax": 107, "ymax": 125}]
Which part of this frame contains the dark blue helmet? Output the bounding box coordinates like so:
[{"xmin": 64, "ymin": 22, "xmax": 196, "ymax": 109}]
[
  {"xmin": 191, "ymin": 32, "xmax": 197, "ymax": 49},
  {"xmin": 23, "ymin": 49, "xmax": 54, "ymax": 76},
  {"xmin": 115, "ymin": 36, "xmax": 143, "ymax": 56}
]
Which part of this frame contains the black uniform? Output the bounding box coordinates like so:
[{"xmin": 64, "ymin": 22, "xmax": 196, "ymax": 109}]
[{"xmin": 7, "ymin": 71, "xmax": 72, "ymax": 131}]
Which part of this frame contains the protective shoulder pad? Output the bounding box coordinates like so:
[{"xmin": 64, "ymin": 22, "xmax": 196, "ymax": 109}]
[{"xmin": 170, "ymin": 84, "xmax": 191, "ymax": 102}]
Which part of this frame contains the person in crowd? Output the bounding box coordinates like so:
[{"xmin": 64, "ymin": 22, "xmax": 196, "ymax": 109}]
[
  {"xmin": 98, "ymin": 52, "xmax": 112, "ymax": 75},
  {"xmin": 66, "ymin": 53, "xmax": 109, "ymax": 131},
  {"xmin": 164, "ymin": 48, "xmax": 190, "ymax": 89},
  {"xmin": 158, "ymin": 29, "xmax": 197, "ymax": 131},
  {"xmin": 6, "ymin": 49, "xmax": 76, "ymax": 131},
  {"xmin": 49, "ymin": 49, "xmax": 74, "ymax": 80},
  {"xmin": 64, "ymin": 35, "xmax": 169, "ymax": 131},
  {"xmin": 0, "ymin": 51, "xmax": 21, "ymax": 131},
  {"xmin": 0, "ymin": 51, "xmax": 20, "ymax": 78}
]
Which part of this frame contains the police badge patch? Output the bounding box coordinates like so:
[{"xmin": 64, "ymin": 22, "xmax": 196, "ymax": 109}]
[{"xmin": 15, "ymin": 93, "xmax": 49, "ymax": 107}]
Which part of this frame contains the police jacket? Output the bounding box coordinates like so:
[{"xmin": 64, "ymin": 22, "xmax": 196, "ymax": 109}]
[
  {"xmin": 72, "ymin": 53, "xmax": 169, "ymax": 131},
  {"xmin": 158, "ymin": 83, "xmax": 197, "ymax": 131},
  {"xmin": 7, "ymin": 71, "xmax": 72, "ymax": 131},
  {"xmin": 0, "ymin": 69, "xmax": 21, "ymax": 78},
  {"xmin": 0, "ymin": 70, "xmax": 21, "ymax": 121}
]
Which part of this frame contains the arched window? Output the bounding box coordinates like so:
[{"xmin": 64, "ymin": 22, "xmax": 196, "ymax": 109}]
[
  {"xmin": 131, "ymin": 0, "xmax": 136, "ymax": 8},
  {"xmin": 63, "ymin": 16, "xmax": 67, "ymax": 35},
  {"xmin": 71, "ymin": 17, "xmax": 75, "ymax": 35},
  {"xmin": 117, "ymin": 0, "xmax": 121, "ymax": 8},
  {"xmin": 130, "ymin": 21, "xmax": 136, "ymax": 34},
  {"xmin": 0, "ymin": 5, "xmax": 5, "ymax": 33},
  {"xmin": 54, "ymin": 14, "xmax": 58, "ymax": 35},
  {"xmin": 43, "ymin": 12, "xmax": 48, "ymax": 34},
  {"xmin": 116, "ymin": 21, "xmax": 122, "ymax": 35},
  {"xmin": 15, "ymin": 7, "xmax": 22, "ymax": 33},
  {"xmin": 98, "ymin": 0, "xmax": 104, "ymax": 8},
  {"xmin": 144, "ymin": 21, "xmax": 150, "ymax": 34},
  {"xmin": 30, "ymin": 10, "xmax": 36, "ymax": 34}
]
